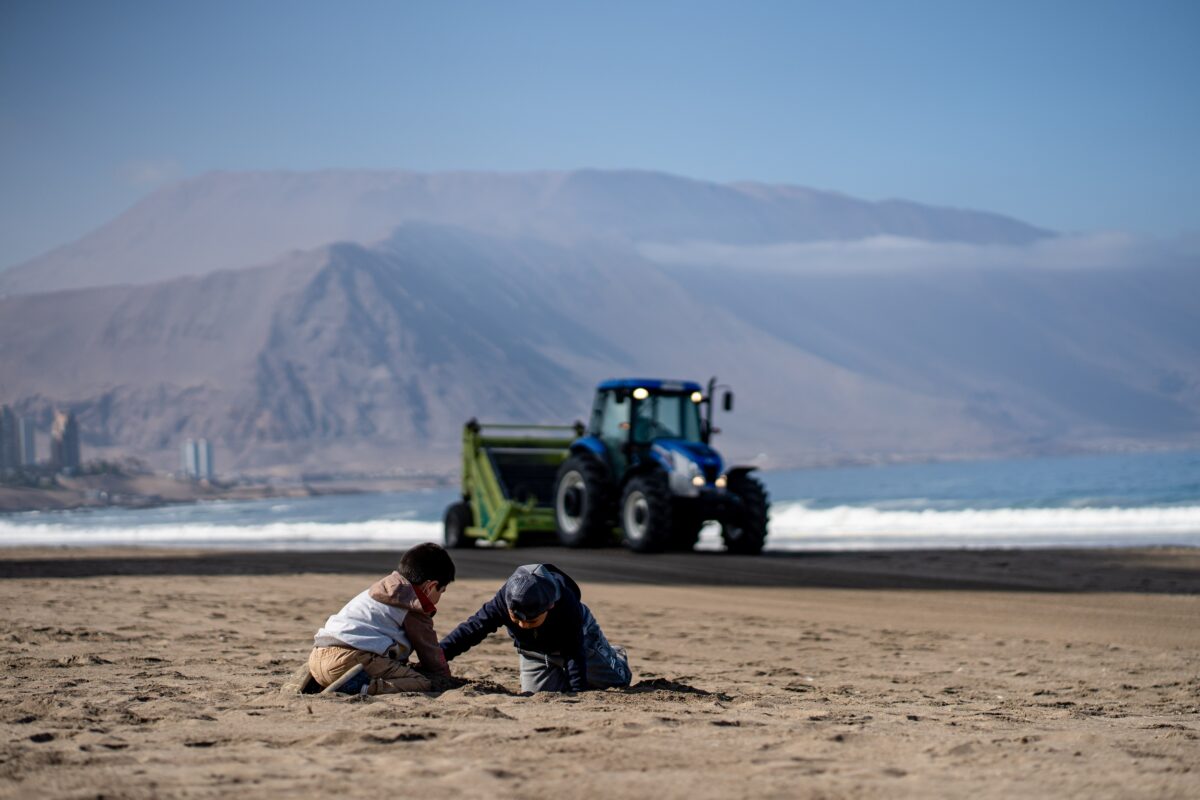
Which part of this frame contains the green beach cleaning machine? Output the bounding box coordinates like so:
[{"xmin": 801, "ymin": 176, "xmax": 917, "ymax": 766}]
[{"xmin": 443, "ymin": 419, "xmax": 584, "ymax": 549}]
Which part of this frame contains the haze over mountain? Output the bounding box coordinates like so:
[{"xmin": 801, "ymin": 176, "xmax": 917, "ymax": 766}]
[
  {"xmin": 0, "ymin": 169, "xmax": 1196, "ymax": 475},
  {"xmin": 0, "ymin": 169, "xmax": 1048, "ymax": 296}
]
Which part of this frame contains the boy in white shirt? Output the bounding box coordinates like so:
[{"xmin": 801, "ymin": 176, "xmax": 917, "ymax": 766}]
[{"xmin": 308, "ymin": 543, "xmax": 454, "ymax": 695}]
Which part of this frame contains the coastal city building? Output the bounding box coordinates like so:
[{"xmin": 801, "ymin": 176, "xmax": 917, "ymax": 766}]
[
  {"xmin": 0, "ymin": 406, "xmax": 18, "ymax": 472},
  {"xmin": 18, "ymin": 417, "xmax": 36, "ymax": 466},
  {"xmin": 181, "ymin": 438, "xmax": 214, "ymax": 480},
  {"xmin": 197, "ymin": 438, "xmax": 212, "ymax": 480},
  {"xmin": 50, "ymin": 410, "xmax": 81, "ymax": 472}
]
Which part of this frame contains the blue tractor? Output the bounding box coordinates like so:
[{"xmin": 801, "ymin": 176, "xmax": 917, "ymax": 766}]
[{"xmin": 553, "ymin": 378, "xmax": 769, "ymax": 554}]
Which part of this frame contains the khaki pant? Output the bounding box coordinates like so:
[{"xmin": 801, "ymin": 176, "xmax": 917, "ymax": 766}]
[{"xmin": 308, "ymin": 646, "xmax": 431, "ymax": 694}]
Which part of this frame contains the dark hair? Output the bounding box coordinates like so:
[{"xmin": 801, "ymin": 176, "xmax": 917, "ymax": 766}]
[{"xmin": 399, "ymin": 543, "xmax": 456, "ymax": 589}]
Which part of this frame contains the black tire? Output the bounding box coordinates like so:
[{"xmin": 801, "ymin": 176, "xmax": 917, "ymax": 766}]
[
  {"xmin": 620, "ymin": 472, "xmax": 672, "ymax": 553},
  {"xmin": 668, "ymin": 505, "xmax": 706, "ymax": 552},
  {"xmin": 554, "ymin": 454, "xmax": 612, "ymax": 547},
  {"xmin": 722, "ymin": 473, "xmax": 769, "ymax": 554},
  {"xmin": 443, "ymin": 501, "xmax": 477, "ymax": 549}
]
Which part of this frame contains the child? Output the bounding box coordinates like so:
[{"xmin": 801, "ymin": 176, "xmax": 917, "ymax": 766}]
[
  {"xmin": 439, "ymin": 563, "xmax": 631, "ymax": 693},
  {"xmin": 308, "ymin": 542, "xmax": 455, "ymax": 695}
]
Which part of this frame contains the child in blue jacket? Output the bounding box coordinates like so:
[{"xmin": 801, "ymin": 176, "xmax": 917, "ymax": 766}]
[{"xmin": 439, "ymin": 564, "xmax": 631, "ymax": 693}]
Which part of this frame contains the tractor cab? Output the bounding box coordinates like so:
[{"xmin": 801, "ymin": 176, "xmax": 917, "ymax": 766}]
[{"xmin": 586, "ymin": 379, "xmax": 718, "ymax": 478}]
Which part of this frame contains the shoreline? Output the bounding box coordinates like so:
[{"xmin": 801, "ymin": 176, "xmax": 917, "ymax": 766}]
[
  {"xmin": 0, "ymin": 472, "xmax": 455, "ymax": 515},
  {"xmin": 4, "ymin": 443, "xmax": 1196, "ymax": 515}
]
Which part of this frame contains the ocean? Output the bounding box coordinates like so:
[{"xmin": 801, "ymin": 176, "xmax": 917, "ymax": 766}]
[{"xmin": 2, "ymin": 449, "xmax": 1199, "ymax": 552}]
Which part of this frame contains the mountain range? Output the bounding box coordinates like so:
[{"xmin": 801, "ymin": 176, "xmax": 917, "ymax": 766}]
[{"xmin": 0, "ymin": 169, "xmax": 1196, "ymax": 475}]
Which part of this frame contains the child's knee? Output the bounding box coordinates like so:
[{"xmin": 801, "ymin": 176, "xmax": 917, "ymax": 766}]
[{"xmin": 519, "ymin": 662, "xmax": 571, "ymax": 693}]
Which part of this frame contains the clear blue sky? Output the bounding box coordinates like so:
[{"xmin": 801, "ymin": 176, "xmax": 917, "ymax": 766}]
[{"xmin": 1, "ymin": 0, "xmax": 1197, "ymax": 267}]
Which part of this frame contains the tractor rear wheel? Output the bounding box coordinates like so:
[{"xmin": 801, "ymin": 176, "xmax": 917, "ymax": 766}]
[
  {"xmin": 443, "ymin": 501, "xmax": 477, "ymax": 549},
  {"xmin": 620, "ymin": 472, "xmax": 672, "ymax": 553},
  {"xmin": 722, "ymin": 473, "xmax": 769, "ymax": 554},
  {"xmin": 554, "ymin": 454, "xmax": 612, "ymax": 547}
]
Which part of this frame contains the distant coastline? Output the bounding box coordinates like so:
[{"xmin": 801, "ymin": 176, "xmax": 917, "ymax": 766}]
[
  {"xmin": 5, "ymin": 443, "xmax": 1198, "ymax": 515},
  {"xmin": 0, "ymin": 471, "xmax": 455, "ymax": 514}
]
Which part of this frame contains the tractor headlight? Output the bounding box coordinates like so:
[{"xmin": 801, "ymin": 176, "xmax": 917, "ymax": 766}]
[
  {"xmin": 690, "ymin": 391, "xmax": 703, "ymax": 404},
  {"xmin": 691, "ymin": 475, "xmax": 705, "ymax": 487},
  {"xmin": 633, "ymin": 387, "xmax": 649, "ymax": 400},
  {"xmin": 715, "ymin": 474, "xmax": 728, "ymax": 489}
]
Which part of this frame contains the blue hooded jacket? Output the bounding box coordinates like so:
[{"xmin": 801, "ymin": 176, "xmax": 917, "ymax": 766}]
[{"xmin": 439, "ymin": 564, "xmax": 588, "ymax": 691}]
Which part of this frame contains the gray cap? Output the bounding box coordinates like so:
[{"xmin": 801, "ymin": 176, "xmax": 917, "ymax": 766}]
[{"xmin": 505, "ymin": 567, "xmax": 560, "ymax": 620}]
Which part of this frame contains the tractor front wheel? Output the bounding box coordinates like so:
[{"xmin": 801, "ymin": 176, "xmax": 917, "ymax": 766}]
[
  {"xmin": 554, "ymin": 455, "xmax": 611, "ymax": 547},
  {"xmin": 620, "ymin": 472, "xmax": 672, "ymax": 553},
  {"xmin": 722, "ymin": 473, "xmax": 769, "ymax": 554},
  {"xmin": 443, "ymin": 501, "xmax": 477, "ymax": 549}
]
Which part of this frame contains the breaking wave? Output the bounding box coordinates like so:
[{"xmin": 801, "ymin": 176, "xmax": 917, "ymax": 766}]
[
  {"xmin": 753, "ymin": 502, "xmax": 1200, "ymax": 551},
  {"xmin": 3, "ymin": 503, "xmax": 1199, "ymax": 551}
]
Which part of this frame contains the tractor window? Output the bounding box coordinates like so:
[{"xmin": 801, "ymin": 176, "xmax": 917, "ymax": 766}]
[
  {"xmin": 632, "ymin": 394, "xmax": 702, "ymax": 443},
  {"xmin": 678, "ymin": 395, "xmax": 703, "ymax": 441},
  {"xmin": 597, "ymin": 391, "xmax": 628, "ymax": 442}
]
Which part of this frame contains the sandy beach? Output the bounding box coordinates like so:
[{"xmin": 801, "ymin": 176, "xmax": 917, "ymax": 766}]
[{"xmin": 1, "ymin": 546, "xmax": 1197, "ymax": 798}]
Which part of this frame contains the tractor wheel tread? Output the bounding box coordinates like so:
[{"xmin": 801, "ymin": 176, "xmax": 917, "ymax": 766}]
[
  {"xmin": 554, "ymin": 454, "xmax": 613, "ymax": 548},
  {"xmin": 620, "ymin": 471, "xmax": 672, "ymax": 554},
  {"xmin": 443, "ymin": 501, "xmax": 477, "ymax": 549},
  {"xmin": 722, "ymin": 474, "xmax": 770, "ymax": 555}
]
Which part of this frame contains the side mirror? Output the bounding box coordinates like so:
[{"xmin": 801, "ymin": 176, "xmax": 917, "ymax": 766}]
[{"xmin": 723, "ymin": 391, "xmax": 733, "ymax": 412}]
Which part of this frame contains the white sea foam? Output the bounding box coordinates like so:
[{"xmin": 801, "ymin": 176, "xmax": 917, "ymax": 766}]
[
  {"xmin": 755, "ymin": 502, "xmax": 1200, "ymax": 550},
  {"xmin": 3, "ymin": 503, "xmax": 1200, "ymax": 551}
]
